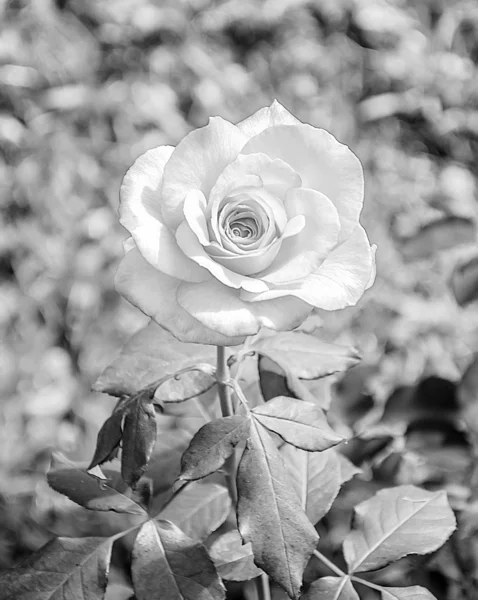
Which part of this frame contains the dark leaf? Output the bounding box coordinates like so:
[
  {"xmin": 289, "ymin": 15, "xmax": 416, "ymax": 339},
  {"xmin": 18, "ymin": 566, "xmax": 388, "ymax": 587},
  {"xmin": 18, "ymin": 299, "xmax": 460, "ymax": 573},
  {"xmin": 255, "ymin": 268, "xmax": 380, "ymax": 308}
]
[
  {"xmin": 209, "ymin": 530, "xmax": 263, "ymax": 581},
  {"xmin": 179, "ymin": 416, "xmax": 251, "ymax": 481},
  {"xmin": 282, "ymin": 446, "xmax": 343, "ymax": 525},
  {"xmin": 146, "ymin": 429, "xmax": 193, "ymax": 498},
  {"xmin": 94, "ymin": 321, "xmax": 215, "ymax": 399},
  {"xmin": 329, "ymin": 365, "xmax": 375, "ymax": 430},
  {"xmin": 47, "ymin": 454, "xmax": 146, "ymax": 515},
  {"xmin": 343, "ymin": 485, "xmax": 456, "ymax": 573},
  {"xmin": 89, "ymin": 410, "xmax": 123, "ymax": 469},
  {"xmin": 131, "ymin": 519, "xmax": 225, "ymax": 600},
  {"xmin": 122, "ymin": 393, "xmax": 157, "ymax": 489},
  {"xmin": 380, "ymin": 586, "xmax": 437, "ymax": 599},
  {"xmin": 250, "ymin": 332, "xmax": 361, "ymax": 380},
  {"xmin": 252, "ymin": 396, "xmax": 343, "ymax": 451},
  {"xmin": 157, "ymin": 481, "xmax": 231, "ymax": 541},
  {"xmin": 237, "ymin": 421, "xmax": 319, "ymax": 599},
  {"xmin": 458, "ymin": 353, "xmax": 478, "ymax": 445},
  {"xmin": 399, "ymin": 216, "xmax": 475, "ymax": 261},
  {"xmin": 0, "ymin": 537, "xmax": 112, "ymax": 600},
  {"xmin": 450, "ymin": 254, "xmax": 478, "ymax": 306},
  {"xmin": 301, "ymin": 577, "xmax": 359, "ymax": 600}
]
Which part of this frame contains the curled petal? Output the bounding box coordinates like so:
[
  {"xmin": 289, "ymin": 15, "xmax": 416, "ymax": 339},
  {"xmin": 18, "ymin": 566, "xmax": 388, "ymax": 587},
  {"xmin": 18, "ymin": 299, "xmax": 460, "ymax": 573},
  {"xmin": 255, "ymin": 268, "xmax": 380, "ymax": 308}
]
[
  {"xmin": 119, "ymin": 147, "xmax": 209, "ymax": 282},
  {"xmin": 115, "ymin": 248, "xmax": 244, "ymax": 346},
  {"xmin": 259, "ymin": 188, "xmax": 341, "ymax": 284},
  {"xmin": 161, "ymin": 117, "xmax": 248, "ymax": 229},
  {"xmin": 241, "ymin": 124, "xmax": 364, "ymax": 242},
  {"xmin": 242, "ymin": 226, "xmax": 375, "ymax": 310},
  {"xmin": 237, "ymin": 99, "xmax": 302, "ymax": 139},
  {"xmin": 177, "ymin": 278, "xmax": 313, "ymax": 338}
]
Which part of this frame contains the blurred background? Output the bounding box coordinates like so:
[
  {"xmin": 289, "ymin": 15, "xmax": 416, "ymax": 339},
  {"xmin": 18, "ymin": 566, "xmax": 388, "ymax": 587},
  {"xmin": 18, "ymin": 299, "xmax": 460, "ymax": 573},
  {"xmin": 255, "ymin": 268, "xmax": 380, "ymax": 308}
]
[{"xmin": 2, "ymin": 0, "xmax": 478, "ymax": 596}]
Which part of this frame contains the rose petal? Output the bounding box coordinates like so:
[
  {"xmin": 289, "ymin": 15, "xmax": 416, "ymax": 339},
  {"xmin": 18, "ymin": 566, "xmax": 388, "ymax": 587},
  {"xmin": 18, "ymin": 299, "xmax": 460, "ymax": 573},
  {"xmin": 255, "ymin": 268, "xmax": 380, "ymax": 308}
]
[
  {"xmin": 177, "ymin": 278, "xmax": 313, "ymax": 338},
  {"xmin": 119, "ymin": 147, "xmax": 209, "ymax": 283},
  {"xmin": 258, "ymin": 187, "xmax": 341, "ymax": 284},
  {"xmin": 241, "ymin": 124, "xmax": 364, "ymax": 242},
  {"xmin": 242, "ymin": 225, "xmax": 375, "ymax": 310},
  {"xmin": 115, "ymin": 248, "xmax": 245, "ymax": 346},
  {"xmin": 161, "ymin": 117, "xmax": 248, "ymax": 229},
  {"xmin": 237, "ymin": 99, "xmax": 302, "ymax": 139}
]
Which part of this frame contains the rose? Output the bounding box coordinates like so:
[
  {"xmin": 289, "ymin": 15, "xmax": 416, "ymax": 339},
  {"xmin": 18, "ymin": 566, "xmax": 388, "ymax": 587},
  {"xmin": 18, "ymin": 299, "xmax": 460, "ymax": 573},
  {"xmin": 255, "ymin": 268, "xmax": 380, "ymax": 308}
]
[{"xmin": 116, "ymin": 101, "xmax": 375, "ymax": 346}]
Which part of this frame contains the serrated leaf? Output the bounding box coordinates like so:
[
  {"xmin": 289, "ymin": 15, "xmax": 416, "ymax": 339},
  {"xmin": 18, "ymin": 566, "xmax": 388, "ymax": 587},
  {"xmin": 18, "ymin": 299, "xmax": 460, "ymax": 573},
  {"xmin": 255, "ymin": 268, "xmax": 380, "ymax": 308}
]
[
  {"xmin": 131, "ymin": 519, "xmax": 225, "ymax": 600},
  {"xmin": 237, "ymin": 421, "xmax": 319, "ymax": 599},
  {"xmin": 179, "ymin": 416, "xmax": 251, "ymax": 481},
  {"xmin": 47, "ymin": 455, "xmax": 146, "ymax": 515},
  {"xmin": 158, "ymin": 481, "xmax": 231, "ymax": 541},
  {"xmin": 251, "ymin": 332, "xmax": 361, "ymax": 380},
  {"xmin": 301, "ymin": 577, "xmax": 359, "ymax": 600},
  {"xmin": 121, "ymin": 393, "xmax": 157, "ymax": 489},
  {"xmin": 94, "ymin": 321, "xmax": 215, "ymax": 399},
  {"xmin": 89, "ymin": 410, "xmax": 123, "ymax": 469},
  {"xmin": 252, "ymin": 396, "xmax": 343, "ymax": 451},
  {"xmin": 400, "ymin": 216, "xmax": 475, "ymax": 261},
  {"xmin": 209, "ymin": 530, "xmax": 263, "ymax": 581},
  {"xmin": 381, "ymin": 586, "xmax": 437, "ymax": 600},
  {"xmin": 343, "ymin": 485, "xmax": 456, "ymax": 573},
  {"xmin": 282, "ymin": 446, "xmax": 343, "ymax": 525},
  {"xmin": 0, "ymin": 537, "xmax": 112, "ymax": 600}
]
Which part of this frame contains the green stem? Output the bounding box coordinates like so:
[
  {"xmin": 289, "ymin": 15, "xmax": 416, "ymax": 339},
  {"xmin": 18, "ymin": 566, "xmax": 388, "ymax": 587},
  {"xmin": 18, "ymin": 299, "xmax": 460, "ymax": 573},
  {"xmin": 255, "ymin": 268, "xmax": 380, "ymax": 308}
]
[
  {"xmin": 216, "ymin": 346, "xmax": 237, "ymax": 504},
  {"xmin": 257, "ymin": 573, "xmax": 271, "ymax": 600},
  {"xmin": 313, "ymin": 549, "xmax": 346, "ymax": 577},
  {"xmin": 350, "ymin": 575, "xmax": 386, "ymax": 593}
]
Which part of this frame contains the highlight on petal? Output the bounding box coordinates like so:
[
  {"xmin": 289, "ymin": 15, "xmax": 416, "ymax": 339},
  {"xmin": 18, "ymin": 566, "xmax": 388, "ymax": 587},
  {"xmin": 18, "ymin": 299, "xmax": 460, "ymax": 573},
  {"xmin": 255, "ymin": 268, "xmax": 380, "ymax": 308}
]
[
  {"xmin": 242, "ymin": 225, "xmax": 375, "ymax": 310},
  {"xmin": 161, "ymin": 117, "xmax": 248, "ymax": 229},
  {"xmin": 241, "ymin": 124, "xmax": 364, "ymax": 242},
  {"xmin": 119, "ymin": 146, "xmax": 209, "ymax": 283},
  {"xmin": 177, "ymin": 278, "xmax": 313, "ymax": 338},
  {"xmin": 258, "ymin": 187, "xmax": 341, "ymax": 284},
  {"xmin": 237, "ymin": 99, "xmax": 302, "ymax": 139},
  {"xmin": 115, "ymin": 248, "xmax": 244, "ymax": 346}
]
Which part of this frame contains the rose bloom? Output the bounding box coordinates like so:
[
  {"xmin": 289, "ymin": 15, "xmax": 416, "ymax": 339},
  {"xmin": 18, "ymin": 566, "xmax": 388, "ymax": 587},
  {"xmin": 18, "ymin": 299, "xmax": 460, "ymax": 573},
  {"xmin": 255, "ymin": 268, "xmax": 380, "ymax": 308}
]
[{"xmin": 116, "ymin": 101, "xmax": 375, "ymax": 346}]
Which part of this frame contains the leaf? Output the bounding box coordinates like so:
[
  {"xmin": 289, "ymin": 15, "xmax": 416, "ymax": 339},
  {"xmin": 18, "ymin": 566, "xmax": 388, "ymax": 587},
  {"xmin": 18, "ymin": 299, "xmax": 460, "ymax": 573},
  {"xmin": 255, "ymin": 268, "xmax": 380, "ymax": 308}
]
[
  {"xmin": 179, "ymin": 416, "xmax": 251, "ymax": 481},
  {"xmin": 89, "ymin": 410, "xmax": 123, "ymax": 469},
  {"xmin": 121, "ymin": 392, "xmax": 157, "ymax": 489},
  {"xmin": 301, "ymin": 577, "xmax": 359, "ymax": 600},
  {"xmin": 209, "ymin": 530, "xmax": 263, "ymax": 581},
  {"xmin": 47, "ymin": 454, "xmax": 146, "ymax": 515},
  {"xmin": 252, "ymin": 396, "xmax": 343, "ymax": 451},
  {"xmin": 400, "ymin": 216, "xmax": 475, "ymax": 261},
  {"xmin": 250, "ymin": 331, "xmax": 361, "ymax": 380},
  {"xmin": 337, "ymin": 453, "xmax": 362, "ymax": 483},
  {"xmin": 282, "ymin": 446, "xmax": 343, "ymax": 525},
  {"xmin": 131, "ymin": 519, "xmax": 225, "ymax": 600},
  {"xmin": 237, "ymin": 420, "xmax": 319, "ymax": 599},
  {"xmin": 450, "ymin": 254, "xmax": 478, "ymax": 306},
  {"xmin": 343, "ymin": 485, "xmax": 456, "ymax": 573},
  {"xmin": 158, "ymin": 481, "xmax": 231, "ymax": 541},
  {"xmin": 380, "ymin": 586, "xmax": 437, "ymax": 600},
  {"xmin": 94, "ymin": 321, "xmax": 215, "ymax": 399},
  {"xmin": 0, "ymin": 537, "xmax": 112, "ymax": 600}
]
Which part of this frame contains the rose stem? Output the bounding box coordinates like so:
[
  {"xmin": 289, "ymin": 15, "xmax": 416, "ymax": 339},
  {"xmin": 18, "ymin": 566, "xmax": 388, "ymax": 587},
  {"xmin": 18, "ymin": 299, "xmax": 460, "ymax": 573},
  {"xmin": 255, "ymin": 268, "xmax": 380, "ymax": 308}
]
[{"xmin": 216, "ymin": 346, "xmax": 237, "ymax": 504}]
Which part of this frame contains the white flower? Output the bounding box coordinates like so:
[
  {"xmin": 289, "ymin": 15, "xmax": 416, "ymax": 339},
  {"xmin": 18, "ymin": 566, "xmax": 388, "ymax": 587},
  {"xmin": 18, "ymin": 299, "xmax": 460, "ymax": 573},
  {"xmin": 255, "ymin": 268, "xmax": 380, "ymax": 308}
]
[{"xmin": 116, "ymin": 101, "xmax": 376, "ymax": 345}]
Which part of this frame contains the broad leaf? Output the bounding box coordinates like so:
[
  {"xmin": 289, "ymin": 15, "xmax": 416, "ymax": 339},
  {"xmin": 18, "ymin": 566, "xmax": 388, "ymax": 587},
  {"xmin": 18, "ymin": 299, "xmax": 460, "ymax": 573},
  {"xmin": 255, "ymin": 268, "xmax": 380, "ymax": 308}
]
[
  {"xmin": 250, "ymin": 331, "xmax": 361, "ymax": 380},
  {"xmin": 450, "ymin": 254, "xmax": 478, "ymax": 306},
  {"xmin": 158, "ymin": 481, "xmax": 231, "ymax": 540},
  {"xmin": 252, "ymin": 396, "xmax": 343, "ymax": 451},
  {"xmin": 132, "ymin": 519, "xmax": 225, "ymax": 600},
  {"xmin": 47, "ymin": 455, "xmax": 146, "ymax": 515},
  {"xmin": 121, "ymin": 392, "xmax": 157, "ymax": 488},
  {"xmin": 282, "ymin": 446, "xmax": 343, "ymax": 525},
  {"xmin": 89, "ymin": 410, "xmax": 123, "ymax": 469},
  {"xmin": 146, "ymin": 429, "xmax": 193, "ymax": 498},
  {"xmin": 237, "ymin": 421, "xmax": 319, "ymax": 599},
  {"xmin": 209, "ymin": 530, "xmax": 263, "ymax": 581},
  {"xmin": 381, "ymin": 586, "xmax": 437, "ymax": 600},
  {"xmin": 343, "ymin": 485, "xmax": 456, "ymax": 573},
  {"xmin": 94, "ymin": 321, "xmax": 215, "ymax": 399},
  {"xmin": 0, "ymin": 537, "xmax": 112, "ymax": 600},
  {"xmin": 301, "ymin": 577, "xmax": 359, "ymax": 600},
  {"xmin": 179, "ymin": 416, "xmax": 251, "ymax": 481}
]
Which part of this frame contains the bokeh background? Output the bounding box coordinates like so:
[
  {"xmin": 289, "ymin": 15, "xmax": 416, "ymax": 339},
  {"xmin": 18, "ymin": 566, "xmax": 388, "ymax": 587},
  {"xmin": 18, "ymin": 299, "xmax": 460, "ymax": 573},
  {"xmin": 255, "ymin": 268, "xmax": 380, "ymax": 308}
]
[{"xmin": 2, "ymin": 0, "xmax": 478, "ymax": 596}]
